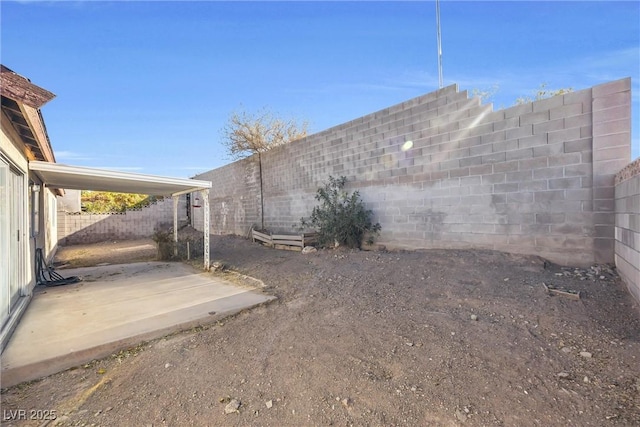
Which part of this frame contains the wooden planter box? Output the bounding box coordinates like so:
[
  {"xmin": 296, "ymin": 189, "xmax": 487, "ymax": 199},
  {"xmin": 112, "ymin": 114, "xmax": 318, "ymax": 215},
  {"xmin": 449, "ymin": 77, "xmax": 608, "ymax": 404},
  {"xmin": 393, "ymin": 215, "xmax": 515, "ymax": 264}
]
[{"xmin": 252, "ymin": 229, "xmax": 317, "ymax": 251}]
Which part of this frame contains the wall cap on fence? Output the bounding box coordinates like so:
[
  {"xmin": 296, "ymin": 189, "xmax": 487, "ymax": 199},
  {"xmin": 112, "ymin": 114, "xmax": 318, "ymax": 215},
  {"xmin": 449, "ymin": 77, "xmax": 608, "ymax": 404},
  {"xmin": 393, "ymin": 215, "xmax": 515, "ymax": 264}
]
[
  {"xmin": 615, "ymin": 157, "xmax": 640, "ymax": 185},
  {"xmin": 64, "ymin": 211, "xmax": 127, "ymax": 215}
]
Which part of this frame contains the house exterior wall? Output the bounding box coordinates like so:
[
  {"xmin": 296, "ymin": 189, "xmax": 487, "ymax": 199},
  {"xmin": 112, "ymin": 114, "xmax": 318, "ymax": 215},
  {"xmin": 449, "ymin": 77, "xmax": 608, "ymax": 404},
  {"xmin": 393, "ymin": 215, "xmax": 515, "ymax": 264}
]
[
  {"xmin": 1, "ymin": 123, "xmax": 30, "ymax": 340},
  {"xmin": 193, "ymin": 78, "xmax": 631, "ymax": 267},
  {"xmin": 1, "ymin": 118, "xmax": 55, "ymax": 351},
  {"xmin": 1, "ymin": 65, "xmax": 58, "ymax": 352},
  {"xmin": 43, "ymin": 186, "xmax": 58, "ymax": 256},
  {"xmin": 1, "ymin": 114, "xmax": 29, "ymax": 171}
]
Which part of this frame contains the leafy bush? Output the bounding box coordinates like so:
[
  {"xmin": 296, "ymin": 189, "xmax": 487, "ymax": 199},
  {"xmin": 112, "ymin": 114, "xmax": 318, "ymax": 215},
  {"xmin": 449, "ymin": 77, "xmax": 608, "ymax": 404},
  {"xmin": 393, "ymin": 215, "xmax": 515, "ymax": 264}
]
[
  {"xmin": 152, "ymin": 228, "xmax": 174, "ymax": 260},
  {"xmin": 300, "ymin": 176, "xmax": 381, "ymax": 249},
  {"xmin": 81, "ymin": 191, "xmax": 161, "ymax": 213}
]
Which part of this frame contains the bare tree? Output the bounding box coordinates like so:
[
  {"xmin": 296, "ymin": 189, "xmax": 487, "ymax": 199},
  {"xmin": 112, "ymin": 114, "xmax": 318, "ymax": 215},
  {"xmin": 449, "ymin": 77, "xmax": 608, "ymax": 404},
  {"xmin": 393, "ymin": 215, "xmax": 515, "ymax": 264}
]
[
  {"xmin": 471, "ymin": 83, "xmax": 500, "ymax": 104},
  {"xmin": 471, "ymin": 82, "xmax": 573, "ymax": 107},
  {"xmin": 515, "ymin": 83, "xmax": 573, "ymax": 105},
  {"xmin": 221, "ymin": 108, "xmax": 308, "ymax": 160},
  {"xmin": 219, "ymin": 107, "xmax": 308, "ymax": 230}
]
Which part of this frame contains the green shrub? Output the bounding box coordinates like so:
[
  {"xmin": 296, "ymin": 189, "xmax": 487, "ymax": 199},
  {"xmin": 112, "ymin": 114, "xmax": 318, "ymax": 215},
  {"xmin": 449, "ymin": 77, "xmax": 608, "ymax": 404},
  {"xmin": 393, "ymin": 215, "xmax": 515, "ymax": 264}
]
[
  {"xmin": 300, "ymin": 176, "xmax": 381, "ymax": 249},
  {"xmin": 81, "ymin": 191, "xmax": 161, "ymax": 213},
  {"xmin": 152, "ymin": 229, "xmax": 174, "ymax": 260}
]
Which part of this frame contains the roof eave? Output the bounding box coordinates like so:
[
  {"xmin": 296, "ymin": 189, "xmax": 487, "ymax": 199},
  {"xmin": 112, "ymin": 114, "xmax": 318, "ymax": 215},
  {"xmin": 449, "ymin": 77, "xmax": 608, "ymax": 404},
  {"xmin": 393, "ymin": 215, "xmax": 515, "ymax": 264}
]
[
  {"xmin": 0, "ymin": 65, "xmax": 57, "ymax": 163},
  {"xmin": 0, "ymin": 65, "xmax": 56, "ymax": 109}
]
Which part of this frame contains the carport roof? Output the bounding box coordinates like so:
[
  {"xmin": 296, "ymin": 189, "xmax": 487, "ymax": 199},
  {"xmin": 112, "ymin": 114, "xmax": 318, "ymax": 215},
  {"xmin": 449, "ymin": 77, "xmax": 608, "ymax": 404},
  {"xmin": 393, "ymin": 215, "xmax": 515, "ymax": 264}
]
[{"xmin": 29, "ymin": 161, "xmax": 211, "ymax": 196}]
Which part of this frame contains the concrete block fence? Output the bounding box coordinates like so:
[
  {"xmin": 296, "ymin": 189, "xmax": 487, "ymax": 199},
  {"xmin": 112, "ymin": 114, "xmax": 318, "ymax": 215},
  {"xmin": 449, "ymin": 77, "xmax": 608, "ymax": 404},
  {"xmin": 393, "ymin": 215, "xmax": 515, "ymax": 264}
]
[
  {"xmin": 615, "ymin": 159, "xmax": 640, "ymax": 304},
  {"xmin": 58, "ymin": 196, "xmax": 187, "ymax": 245},
  {"xmin": 191, "ymin": 156, "xmax": 261, "ymax": 235},
  {"xmin": 193, "ymin": 78, "xmax": 632, "ymax": 267}
]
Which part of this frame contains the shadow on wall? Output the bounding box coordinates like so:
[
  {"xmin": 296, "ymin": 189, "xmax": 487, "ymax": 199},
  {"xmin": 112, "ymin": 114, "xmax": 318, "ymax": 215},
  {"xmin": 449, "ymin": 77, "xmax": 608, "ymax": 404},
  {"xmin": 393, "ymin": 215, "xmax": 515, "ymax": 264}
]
[
  {"xmin": 192, "ymin": 78, "xmax": 633, "ymax": 267},
  {"xmin": 190, "ymin": 156, "xmax": 263, "ymax": 237},
  {"xmin": 59, "ymin": 213, "xmax": 177, "ymax": 245},
  {"xmin": 57, "ymin": 197, "xmax": 188, "ymax": 245}
]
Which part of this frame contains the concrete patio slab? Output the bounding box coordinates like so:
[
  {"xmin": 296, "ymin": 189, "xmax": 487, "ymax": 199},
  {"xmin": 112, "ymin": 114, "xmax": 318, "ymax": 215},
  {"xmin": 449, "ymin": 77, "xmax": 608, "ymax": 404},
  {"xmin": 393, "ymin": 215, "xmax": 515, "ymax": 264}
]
[{"xmin": 0, "ymin": 262, "xmax": 274, "ymax": 388}]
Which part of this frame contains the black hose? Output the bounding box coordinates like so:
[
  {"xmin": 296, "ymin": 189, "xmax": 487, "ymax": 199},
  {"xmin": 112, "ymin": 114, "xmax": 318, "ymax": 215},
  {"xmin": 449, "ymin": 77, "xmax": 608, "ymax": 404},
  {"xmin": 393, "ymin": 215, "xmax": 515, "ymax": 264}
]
[{"xmin": 35, "ymin": 248, "xmax": 81, "ymax": 287}]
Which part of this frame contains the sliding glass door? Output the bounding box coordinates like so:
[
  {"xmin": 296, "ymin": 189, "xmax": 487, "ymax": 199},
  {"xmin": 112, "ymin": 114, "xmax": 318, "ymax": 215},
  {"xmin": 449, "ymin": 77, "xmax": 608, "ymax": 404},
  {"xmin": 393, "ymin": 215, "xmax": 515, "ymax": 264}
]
[{"xmin": 0, "ymin": 156, "xmax": 25, "ymax": 329}]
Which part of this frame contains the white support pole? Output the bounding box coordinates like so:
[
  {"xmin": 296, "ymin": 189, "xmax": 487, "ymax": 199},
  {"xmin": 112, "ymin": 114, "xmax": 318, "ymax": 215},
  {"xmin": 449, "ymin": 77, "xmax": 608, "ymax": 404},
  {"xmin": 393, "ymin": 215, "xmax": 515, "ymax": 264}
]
[
  {"xmin": 173, "ymin": 195, "xmax": 179, "ymax": 257},
  {"xmin": 202, "ymin": 189, "xmax": 210, "ymax": 270}
]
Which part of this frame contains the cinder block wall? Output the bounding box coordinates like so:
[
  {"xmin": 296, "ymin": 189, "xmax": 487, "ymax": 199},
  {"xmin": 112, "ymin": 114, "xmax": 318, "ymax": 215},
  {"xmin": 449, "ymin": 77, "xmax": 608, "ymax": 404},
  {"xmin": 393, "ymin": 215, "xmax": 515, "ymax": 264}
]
[
  {"xmin": 592, "ymin": 79, "xmax": 634, "ymax": 260},
  {"xmin": 58, "ymin": 196, "xmax": 187, "ymax": 245},
  {"xmin": 615, "ymin": 159, "xmax": 640, "ymax": 304},
  {"xmin": 194, "ymin": 78, "xmax": 632, "ymax": 266},
  {"xmin": 191, "ymin": 156, "xmax": 262, "ymax": 235}
]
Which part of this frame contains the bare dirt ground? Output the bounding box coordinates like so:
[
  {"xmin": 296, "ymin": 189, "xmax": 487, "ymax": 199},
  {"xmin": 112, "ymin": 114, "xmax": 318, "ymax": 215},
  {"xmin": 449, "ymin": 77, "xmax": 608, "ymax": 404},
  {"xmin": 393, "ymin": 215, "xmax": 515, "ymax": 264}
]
[
  {"xmin": 2, "ymin": 235, "xmax": 640, "ymax": 426},
  {"xmin": 51, "ymin": 239, "xmax": 158, "ymax": 268}
]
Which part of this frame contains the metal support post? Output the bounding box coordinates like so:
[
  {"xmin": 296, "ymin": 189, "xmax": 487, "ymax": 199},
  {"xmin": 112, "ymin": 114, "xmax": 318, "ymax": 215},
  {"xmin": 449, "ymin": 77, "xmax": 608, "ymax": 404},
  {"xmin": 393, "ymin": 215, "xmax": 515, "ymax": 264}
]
[
  {"xmin": 173, "ymin": 195, "xmax": 179, "ymax": 257},
  {"xmin": 202, "ymin": 189, "xmax": 210, "ymax": 270}
]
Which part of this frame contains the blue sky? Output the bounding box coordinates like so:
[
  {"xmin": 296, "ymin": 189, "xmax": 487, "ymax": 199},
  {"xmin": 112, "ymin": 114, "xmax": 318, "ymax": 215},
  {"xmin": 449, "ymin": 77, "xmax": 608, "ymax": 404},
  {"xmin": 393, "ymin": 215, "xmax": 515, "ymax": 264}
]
[{"xmin": 1, "ymin": 1, "xmax": 638, "ymax": 177}]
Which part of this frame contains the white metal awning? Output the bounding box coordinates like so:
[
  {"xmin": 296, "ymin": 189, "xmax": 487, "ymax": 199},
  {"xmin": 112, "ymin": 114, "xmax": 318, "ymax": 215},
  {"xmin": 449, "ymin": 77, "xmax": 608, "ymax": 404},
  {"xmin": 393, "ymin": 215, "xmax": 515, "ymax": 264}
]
[
  {"xmin": 29, "ymin": 161, "xmax": 212, "ymax": 270},
  {"xmin": 29, "ymin": 161, "xmax": 211, "ymax": 196}
]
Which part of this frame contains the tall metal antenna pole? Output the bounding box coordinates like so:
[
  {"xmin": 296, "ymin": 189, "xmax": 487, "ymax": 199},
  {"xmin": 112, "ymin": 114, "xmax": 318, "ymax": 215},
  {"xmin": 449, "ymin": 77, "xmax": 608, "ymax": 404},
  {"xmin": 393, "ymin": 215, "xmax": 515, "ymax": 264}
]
[{"xmin": 436, "ymin": 0, "xmax": 443, "ymax": 88}]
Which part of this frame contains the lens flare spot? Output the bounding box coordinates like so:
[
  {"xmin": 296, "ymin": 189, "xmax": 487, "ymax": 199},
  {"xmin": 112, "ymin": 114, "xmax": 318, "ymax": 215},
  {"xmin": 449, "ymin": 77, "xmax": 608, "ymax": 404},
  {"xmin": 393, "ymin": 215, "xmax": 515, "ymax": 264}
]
[{"xmin": 401, "ymin": 140, "xmax": 413, "ymax": 152}]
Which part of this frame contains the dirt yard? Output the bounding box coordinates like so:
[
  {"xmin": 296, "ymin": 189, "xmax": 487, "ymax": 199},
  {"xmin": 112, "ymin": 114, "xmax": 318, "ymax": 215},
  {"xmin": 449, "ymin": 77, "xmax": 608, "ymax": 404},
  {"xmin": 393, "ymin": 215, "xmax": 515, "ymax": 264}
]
[
  {"xmin": 50, "ymin": 239, "xmax": 158, "ymax": 268},
  {"xmin": 2, "ymin": 235, "xmax": 640, "ymax": 426}
]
